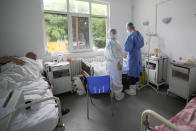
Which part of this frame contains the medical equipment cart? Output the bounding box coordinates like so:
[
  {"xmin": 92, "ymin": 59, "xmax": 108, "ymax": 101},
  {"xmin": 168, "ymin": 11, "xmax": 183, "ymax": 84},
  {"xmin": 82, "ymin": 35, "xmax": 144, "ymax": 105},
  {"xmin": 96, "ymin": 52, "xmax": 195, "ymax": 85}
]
[
  {"xmin": 145, "ymin": 56, "xmax": 168, "ymax": 91},
  {"xmin": 168, "ymin": 63, "xmax": 196, "ymax": 102},
  {"xmin": 45, "ymin": 62, "xmax": 72, "ymax": 95}
]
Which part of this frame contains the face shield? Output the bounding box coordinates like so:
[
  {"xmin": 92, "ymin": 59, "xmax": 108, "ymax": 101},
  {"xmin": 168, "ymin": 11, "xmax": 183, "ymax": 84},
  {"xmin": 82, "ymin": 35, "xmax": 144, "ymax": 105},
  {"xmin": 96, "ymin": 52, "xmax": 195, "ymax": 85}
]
[{"xmin": 109, "ymin": 29, "xmax": 117, "ymax": 40}]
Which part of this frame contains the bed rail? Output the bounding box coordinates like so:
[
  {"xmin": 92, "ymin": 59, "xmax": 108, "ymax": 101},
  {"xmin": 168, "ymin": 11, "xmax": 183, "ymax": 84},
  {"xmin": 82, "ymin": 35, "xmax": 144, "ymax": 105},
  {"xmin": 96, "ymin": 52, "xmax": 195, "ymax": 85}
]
[
  {"xmin": 141, "ymin": 110, "xmax": 181, "ymax": 131},
  {"xmin": 81, "ymin": 60, "xmax": 93, "ymax": 76},
  {"xmin": 17, "ymin": 97, "xmax": 64, "ymax": 131},
  {"xmin": 81, "ymin": 56, "xmax": 105, "ymax": 76}
]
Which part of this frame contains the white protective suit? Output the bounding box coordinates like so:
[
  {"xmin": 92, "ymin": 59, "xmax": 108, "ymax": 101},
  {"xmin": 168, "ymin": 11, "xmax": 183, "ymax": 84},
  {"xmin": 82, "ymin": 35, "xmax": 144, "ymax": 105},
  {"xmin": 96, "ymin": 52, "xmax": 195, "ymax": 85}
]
[{"xmin": 104, "ymin": 31, "xmax": 125, "ymax": 101}]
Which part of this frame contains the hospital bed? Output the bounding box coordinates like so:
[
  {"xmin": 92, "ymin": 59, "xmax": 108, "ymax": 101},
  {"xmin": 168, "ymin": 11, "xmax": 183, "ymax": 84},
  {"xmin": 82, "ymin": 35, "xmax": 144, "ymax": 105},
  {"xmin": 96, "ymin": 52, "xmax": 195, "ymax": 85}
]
[
  {"xmin": 4, "ymin": 95, "xmax": 64, "ymax": 131},
  {"xmin": 141, "ymin": 97, "xmax": 196, "ymax": 131},
  {"xmin": 0, "ymin": 57, "xmax": 64, "ymax": 131},
  {"xmin": 8, "ymin": 90, "xmax": 64, "ymax": 131},
  {"xmin": 81, "ymin": 56, "xmax": 107, "ymax": 77}
]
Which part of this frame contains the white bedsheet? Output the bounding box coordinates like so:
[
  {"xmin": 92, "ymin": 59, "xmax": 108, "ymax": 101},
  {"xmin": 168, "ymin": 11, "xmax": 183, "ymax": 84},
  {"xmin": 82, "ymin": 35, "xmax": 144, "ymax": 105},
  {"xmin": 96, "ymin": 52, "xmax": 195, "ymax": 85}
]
[
  {"xmin": 88, "ymin": 59, "xmax": 128, "ymax": 76},
  {"xmin": 0, "ymin": 57, "xmax": 59, "ymax": 131},
  {"xmin": 90, "ymin": 61, "xmax": 108, "ymax": 76},
  {"xmin": 9, "ymin": 90, "xmax": 58, "ymax": 131}
]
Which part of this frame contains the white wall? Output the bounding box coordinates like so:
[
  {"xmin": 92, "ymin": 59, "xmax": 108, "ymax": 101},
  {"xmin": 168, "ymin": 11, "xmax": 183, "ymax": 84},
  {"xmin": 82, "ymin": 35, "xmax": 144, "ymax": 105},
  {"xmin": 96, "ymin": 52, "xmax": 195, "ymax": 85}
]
[
  {"xmin": 105, "ymin": 0, "xmax": 133, "ymax": 46},
  {"xmin": 133, "ymin": 0, "xmax": 196, "ymax": 61},
  {"xmin": 0, "ymin": 0, "xmax": 45, "ymax": 58},
  {"xmin": 0, "ymin": 0, "xmax": 133, "ymax": 59}
]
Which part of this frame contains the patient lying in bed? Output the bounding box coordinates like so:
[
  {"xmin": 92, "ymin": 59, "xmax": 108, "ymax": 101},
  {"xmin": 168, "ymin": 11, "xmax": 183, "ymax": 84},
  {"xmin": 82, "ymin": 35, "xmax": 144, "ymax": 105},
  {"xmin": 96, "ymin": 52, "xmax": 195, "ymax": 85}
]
[
  {"xmin": 0, "ymin": 52, "xmax": 51, "ymax": 89},
  {"xmin": 0, "ymin": 56, "xmax": 25, "ymax": 65},
  {"xmin": 0, "ymin": 52, "xmax": 60, "ymax": 131},
  {"xmin": 0, "ymin": 52, "xmax": 37, "ymax": 65}
]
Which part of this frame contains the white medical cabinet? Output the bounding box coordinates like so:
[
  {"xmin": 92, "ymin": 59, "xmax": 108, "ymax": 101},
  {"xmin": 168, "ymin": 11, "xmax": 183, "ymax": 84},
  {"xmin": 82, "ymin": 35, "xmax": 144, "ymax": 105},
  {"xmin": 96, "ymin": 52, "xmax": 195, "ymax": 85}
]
[
  {"xmin": 45, "ymin": 62, "xmax": 72, "ymax": 95},
  {"xmin": 145, "ymin": 57, "xmax": 168, "ymax": 90},
  {"xmin": 168, "ymin": 63, "xmax": 196, "ymax": 102}
]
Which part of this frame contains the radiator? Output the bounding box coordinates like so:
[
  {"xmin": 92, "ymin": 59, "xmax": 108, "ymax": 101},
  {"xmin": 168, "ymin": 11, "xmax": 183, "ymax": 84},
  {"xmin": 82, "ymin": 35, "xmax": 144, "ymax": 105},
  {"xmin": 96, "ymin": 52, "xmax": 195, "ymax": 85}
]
[{"xmin": 70, "ymin": 60, "xmax": 82, "ymax": 77}]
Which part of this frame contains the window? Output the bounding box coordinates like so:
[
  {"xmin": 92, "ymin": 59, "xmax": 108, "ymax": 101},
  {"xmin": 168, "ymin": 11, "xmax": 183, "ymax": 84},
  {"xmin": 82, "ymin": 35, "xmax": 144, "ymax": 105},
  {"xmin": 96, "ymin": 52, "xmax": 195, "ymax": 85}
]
[
  {"xmin": 72, "ymin": 16, "xmax": 90, "ymax": 50},
  {"xmin": 92, "ymin": 3, "xmax": 107, "ymax": 16},
  {"xmin": 43, "ymin": 0, "xmax": 67, "ymax": 12},
  {"xmin": 69, "ymin": 0, "xmax": 89, "ymax": 14},
  {"xmin": 44, "ymin": 13, "xmax": 68, "ymax": 52},
  {"xmin": 43, "ymin": 0, "xmax": 109, "ymax": 53},
  {"xmin": 92, "ymin": 17, "xmax": 107, "ymax": 49}
]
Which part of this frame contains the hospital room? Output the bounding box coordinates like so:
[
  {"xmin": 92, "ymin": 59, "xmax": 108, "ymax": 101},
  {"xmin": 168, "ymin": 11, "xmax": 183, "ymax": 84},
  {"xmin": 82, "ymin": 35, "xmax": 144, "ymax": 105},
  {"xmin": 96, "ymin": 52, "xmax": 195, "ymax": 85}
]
[{"xmin": 1, "ymin": 0, "xmax": 196, "ymax": 130}]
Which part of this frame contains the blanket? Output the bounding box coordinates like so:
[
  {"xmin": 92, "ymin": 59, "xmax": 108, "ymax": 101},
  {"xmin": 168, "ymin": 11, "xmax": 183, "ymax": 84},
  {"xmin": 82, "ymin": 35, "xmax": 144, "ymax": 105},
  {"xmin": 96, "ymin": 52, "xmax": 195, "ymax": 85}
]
[{"xmin": 154, "ymin": 97, "xmax": 196, "ymax": 131}]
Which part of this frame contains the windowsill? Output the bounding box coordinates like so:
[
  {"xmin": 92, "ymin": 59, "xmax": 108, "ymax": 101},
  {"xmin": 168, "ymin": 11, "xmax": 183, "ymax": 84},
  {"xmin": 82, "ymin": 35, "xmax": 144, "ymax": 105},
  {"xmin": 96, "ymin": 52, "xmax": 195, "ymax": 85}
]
[
  {"xmin": 46, "ymin": 48, "xmax": 105, "ymax": 59},
  {"xmin": 62, "ymin": 48, "xmax": 104, "ymax": 54}
]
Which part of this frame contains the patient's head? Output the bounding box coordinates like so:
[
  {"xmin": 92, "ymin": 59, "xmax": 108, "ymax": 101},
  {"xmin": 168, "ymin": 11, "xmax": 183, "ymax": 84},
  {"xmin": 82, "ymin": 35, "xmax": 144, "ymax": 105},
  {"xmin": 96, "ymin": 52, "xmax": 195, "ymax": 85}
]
[{"xmin": 25, "ymin": 52, "xmax": 37, "ymax": 60}]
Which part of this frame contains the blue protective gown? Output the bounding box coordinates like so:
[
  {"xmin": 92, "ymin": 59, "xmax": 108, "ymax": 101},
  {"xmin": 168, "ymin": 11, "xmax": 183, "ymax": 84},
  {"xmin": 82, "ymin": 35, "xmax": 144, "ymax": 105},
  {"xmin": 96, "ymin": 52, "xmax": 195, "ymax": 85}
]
[{"xmin": 124, "ymin": 31, "xmax": 144, "ymax": 78}]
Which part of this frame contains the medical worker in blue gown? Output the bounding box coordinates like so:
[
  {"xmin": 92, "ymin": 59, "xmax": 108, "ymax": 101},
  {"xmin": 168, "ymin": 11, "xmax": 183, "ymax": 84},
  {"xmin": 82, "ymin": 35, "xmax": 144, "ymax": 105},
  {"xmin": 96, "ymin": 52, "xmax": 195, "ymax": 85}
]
[
  {"xmin": 104, "ymin": 29, "xmax": 125, "ymax": 101},
  {"xmin": 124, "ymin": 22, "xmax": 144, "ymax": 95}
]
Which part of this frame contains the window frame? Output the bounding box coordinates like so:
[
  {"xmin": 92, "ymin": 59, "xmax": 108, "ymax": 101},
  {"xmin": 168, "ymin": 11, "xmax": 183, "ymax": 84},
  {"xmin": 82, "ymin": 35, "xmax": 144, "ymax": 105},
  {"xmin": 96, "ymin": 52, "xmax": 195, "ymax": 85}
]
[{"xmin": 43, "ymin": 0, "xmax": 109, "ymax": 53}]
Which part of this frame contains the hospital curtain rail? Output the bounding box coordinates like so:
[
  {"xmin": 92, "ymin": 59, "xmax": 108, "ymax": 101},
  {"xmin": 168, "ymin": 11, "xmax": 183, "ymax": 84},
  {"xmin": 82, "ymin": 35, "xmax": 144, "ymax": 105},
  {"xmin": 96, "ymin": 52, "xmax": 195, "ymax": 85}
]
[
  {"xmin": 141, "ymin": 110, "xmax": 181, "ymax": 131},
  {"xmin": 16, "ymin": 97, "xmax": 65, "ymax": 131}
]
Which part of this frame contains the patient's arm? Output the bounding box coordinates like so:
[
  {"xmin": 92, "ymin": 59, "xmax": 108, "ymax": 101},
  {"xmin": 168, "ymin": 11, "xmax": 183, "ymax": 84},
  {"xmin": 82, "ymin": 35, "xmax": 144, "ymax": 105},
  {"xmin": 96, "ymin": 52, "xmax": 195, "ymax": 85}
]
[
  {"xmin": 43, "ymin": 78, "xmax": 51, "ymax": 89},
  {"xmin": 0, "ymin": 56, "xmax": 25, "ymax": 65}
]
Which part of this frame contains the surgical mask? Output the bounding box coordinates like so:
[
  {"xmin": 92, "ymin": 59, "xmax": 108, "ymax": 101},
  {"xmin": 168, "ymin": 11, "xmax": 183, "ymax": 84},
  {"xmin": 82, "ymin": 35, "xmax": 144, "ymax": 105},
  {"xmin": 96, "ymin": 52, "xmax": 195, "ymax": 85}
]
[
  {"xmin": 127, "ymin": 30, "xmax": 134, "ymax": 35},
  {"xmin": 127, "ymin": 30, "xmax": 131, "ymax": 34},
  {"xmin": 110, "ymin": 33, "xmax": 117, "ymax": 40}
]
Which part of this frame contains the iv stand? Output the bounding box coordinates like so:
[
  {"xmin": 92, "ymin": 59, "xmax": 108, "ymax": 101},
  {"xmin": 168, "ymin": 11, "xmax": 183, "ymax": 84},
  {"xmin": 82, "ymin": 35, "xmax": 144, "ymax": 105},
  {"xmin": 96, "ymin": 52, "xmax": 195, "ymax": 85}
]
[
  {"xmin": 137, "ymin": 33, "xmax": 158, "ymax": 93},
  {"xmin": 137, "ymin": 0, "xmax": 172, "ymax": 92}
]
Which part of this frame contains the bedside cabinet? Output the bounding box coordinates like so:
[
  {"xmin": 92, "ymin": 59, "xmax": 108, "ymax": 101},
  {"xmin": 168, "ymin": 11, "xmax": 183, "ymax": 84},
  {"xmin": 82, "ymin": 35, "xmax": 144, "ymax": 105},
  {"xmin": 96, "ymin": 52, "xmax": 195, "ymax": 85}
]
[
  {"xmin": 145, "ymin": 57, "xmax": 168, "ymax": 90},
  {"xmin": 168, "ymin": 63, "xmax": 196, "ymax": 102},
  {"xmin": 45, "ymin": 62, "xmax": 72, "ymax": 95}
]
